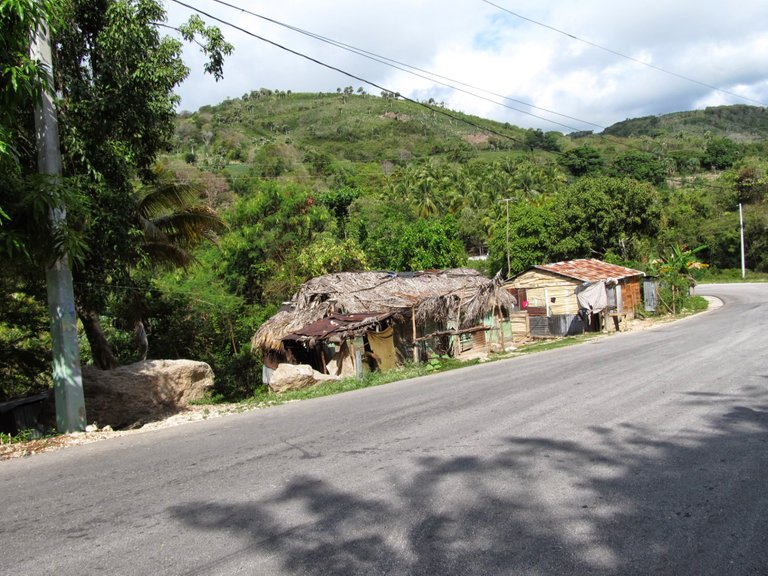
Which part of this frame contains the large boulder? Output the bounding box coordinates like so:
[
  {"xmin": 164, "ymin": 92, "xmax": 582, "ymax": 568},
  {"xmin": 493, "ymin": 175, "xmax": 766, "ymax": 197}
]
[
  {"xmin": 82, "ymin": 359, "xmax": 214, "ymax": 429},
  {"xmin": 269, "ymin": 363, "xmax": 337, "ymax": 394}
]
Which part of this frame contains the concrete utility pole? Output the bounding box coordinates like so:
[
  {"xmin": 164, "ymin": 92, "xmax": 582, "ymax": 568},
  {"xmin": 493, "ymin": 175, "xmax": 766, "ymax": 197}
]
[
  {"xmin": 501, "ymin": 198, "xmax": 512, "ymax": 277},
  {"xmin": 32, "ymin": 24, "xmax": 87, "ymax": 433},
  {"xmin": 739, "ymin": 203, "xmax": 746, "ymax": 280}
]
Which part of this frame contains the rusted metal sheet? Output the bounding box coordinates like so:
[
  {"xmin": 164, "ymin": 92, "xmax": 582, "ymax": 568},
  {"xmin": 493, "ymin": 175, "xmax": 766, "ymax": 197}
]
[
  {"xmin": 283, "ymin": 312, "xmax": 392, "ymax": 342},
  {"xmin": 533, "ymin": 258, "xmax": 644, "ymax": 282}
]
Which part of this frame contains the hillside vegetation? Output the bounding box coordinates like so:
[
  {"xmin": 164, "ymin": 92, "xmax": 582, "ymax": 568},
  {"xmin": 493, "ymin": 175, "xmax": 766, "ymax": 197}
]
[{"xmin": 602, "ymin": 104, "xmax": 768, "ymax": 140}]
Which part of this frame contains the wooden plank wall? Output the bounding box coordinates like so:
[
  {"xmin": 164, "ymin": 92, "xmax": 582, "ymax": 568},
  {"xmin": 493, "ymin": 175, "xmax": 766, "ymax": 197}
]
[
  {"xmin": 509, "ymin": 311, "xmax": 529, "ymax": 340},
  {"xmin": 620, "ymin": 278, "xmax": 642, "ymax": 318},
  {"xmin": 507, "ymin": 270, "xmax": 580, "ymax": 316}
]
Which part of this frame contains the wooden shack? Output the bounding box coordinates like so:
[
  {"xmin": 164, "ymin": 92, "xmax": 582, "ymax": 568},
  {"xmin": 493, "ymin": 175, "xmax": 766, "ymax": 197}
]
[{"xmin": 505, "ymin": 258, "xmax": 644, "ymax": 337}]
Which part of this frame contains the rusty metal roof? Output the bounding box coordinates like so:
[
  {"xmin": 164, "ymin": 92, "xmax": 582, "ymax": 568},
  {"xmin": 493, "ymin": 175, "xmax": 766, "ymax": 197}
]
[
  {"xmin": 534, "ymin": 258, "xmax": 644, "ymax": 282},
  {"xmin": 283, "ymin": 312, "xmax": 392, "ymax": 343}
]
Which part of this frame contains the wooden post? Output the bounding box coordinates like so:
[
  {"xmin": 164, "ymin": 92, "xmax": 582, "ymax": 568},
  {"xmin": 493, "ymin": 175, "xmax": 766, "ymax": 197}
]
[
  {"xmin": 353, "ymin": 336, "xmax": 364, "ymax": 379},
  {"xmin": 320, "ymin": 348, "xmax": 327, "ymax": 374},
  {"xmin": 411, "ymin": 306, "xmax": 419, "ymax": 363},
  {"xmin": 496, "ymin": 304, "xmax": 505, "ymax": 352}
]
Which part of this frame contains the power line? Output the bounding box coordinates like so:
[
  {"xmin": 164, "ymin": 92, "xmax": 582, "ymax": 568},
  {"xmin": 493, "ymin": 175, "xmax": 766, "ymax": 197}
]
[
  {"xmin": 168, "ymin": 0, "xmax": 735, "ymax": 197},
  {"xmin": 179, "ymin": 0, "xmax": 753, "ymax": 176},
  {"xmin": 207, "ymin": 0, "xmax": 602, "ymax": 132},
  {"xmin": 481, "ymin": 0, "xmax": 766, "ymax": 107},
  {"xmin": 170, "ymin": 0, "xmax": 528, "ymax": 146}
]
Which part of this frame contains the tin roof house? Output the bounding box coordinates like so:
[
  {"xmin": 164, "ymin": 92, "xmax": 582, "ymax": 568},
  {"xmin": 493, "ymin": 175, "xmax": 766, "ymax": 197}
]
[{"xmin": 504, "ymin": 258, "xmax": 645, "ymax": 337}]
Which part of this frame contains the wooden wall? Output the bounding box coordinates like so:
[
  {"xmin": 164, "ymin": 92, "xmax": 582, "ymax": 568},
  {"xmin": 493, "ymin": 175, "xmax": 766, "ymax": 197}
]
[
  {"xmin": 620, "ymin": 278, "xmax": 642, "ymax": 318},
  {"xmin": 507, "ymin": 269, "xmax": 644, "ymax": 323},
  {"xmin": 505, "ymin": 270, "xmax": 580, "ymax": 316}
]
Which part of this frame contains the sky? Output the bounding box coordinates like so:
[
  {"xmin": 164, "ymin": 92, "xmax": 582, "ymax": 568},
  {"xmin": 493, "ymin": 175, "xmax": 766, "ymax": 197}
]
[{"xmin": 165, "ymin": 0, "xmax": 768, "ymax": 133}]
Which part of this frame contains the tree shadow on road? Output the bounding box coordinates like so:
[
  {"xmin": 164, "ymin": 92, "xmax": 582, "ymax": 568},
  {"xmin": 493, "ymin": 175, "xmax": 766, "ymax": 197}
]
[{"xmin": 169, "ymin": 391, "xmax": 768, "ymax": 575}]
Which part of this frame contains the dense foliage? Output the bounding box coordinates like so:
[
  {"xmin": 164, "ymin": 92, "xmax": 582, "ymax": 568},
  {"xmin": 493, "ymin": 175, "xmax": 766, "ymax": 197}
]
[{"xmin": 3, "ymin": 14, "xmax": 767, "ymax": 403}]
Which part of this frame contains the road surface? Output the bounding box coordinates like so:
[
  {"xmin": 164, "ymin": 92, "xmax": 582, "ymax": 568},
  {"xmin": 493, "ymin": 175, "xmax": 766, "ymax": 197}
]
[{"xmin": 1, "ymin": 284, "xmax": 767, "ymax": 575}]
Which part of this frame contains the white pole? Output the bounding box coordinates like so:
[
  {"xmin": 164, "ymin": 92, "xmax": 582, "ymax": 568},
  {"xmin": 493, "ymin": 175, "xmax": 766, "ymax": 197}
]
[
  {"xmin": 500, "ymin": 198, "xmax": 512, "ymax": 277},
  {"xmin": 32, "ymin": 24, "xmax": 86, "ymax": 432},
  {"xmin": 739, "ymin": 203, "xmax": 746, "ymax": 280}
]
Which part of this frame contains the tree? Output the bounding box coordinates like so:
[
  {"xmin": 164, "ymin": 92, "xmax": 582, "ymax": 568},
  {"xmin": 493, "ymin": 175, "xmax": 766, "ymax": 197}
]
[
  {"xmin": 487, "ymin": 197, "xmax": 564, "ymax": 276},
  {"xmin": 1, "ymin": 0, "xmax": 232, "ymax": 371},
  {"xmin": 221, "ymin": 182, "xmax": 334, "ymax": 305},
  {"xmin": 138, "ymin": 166, "xmax": 228, "ymax": 269},
  {"xmin": 558, "ymin": 146, "xmax": 604, "ymax": 177},
  {"xmin": 557, "ymin": 176, "xmax": 661, "ymax": 261},
  {"xmin": 0, "ymin": 0, "xmax": 56, "ymax": 161},
  {"xmin": 364, "ymin": 217, "xmax": 467, "ymax": 272},
  {"xmin": 702, "ymin": 137, "xmax": 741, "ymax": 170},
  {"xmin": 611, "ymin": 151, "xmax": 667, "ymax": 185}
]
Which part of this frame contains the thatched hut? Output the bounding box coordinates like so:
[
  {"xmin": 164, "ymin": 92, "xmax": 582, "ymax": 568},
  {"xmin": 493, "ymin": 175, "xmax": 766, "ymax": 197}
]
[{"xmin": 253, "ymin": 268, "xmax": 516, "ymax": 381}]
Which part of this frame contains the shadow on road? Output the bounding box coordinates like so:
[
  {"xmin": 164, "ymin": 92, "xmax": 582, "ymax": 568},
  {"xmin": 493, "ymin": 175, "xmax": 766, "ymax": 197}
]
[{"xmin": 169, "ymin": 392, "xmax": 768, "ymax": 575}]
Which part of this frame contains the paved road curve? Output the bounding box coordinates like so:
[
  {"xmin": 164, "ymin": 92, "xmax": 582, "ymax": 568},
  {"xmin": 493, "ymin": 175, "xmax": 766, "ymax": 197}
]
[{"xmin": 2, "ymin": 284, "xmax": 767, "ymax": 575}]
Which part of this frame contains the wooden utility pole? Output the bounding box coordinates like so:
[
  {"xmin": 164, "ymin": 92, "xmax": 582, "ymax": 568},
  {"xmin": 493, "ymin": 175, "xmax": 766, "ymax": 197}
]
[{"xmin": 32, "ymin": 24, "xmax": 86, "ymax": 433}]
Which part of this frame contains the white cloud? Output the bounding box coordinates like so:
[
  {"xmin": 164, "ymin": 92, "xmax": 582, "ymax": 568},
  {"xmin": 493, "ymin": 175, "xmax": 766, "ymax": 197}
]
[{"xmin": 165, "ymin": 0, "xmax": 768, "ymax": 131}]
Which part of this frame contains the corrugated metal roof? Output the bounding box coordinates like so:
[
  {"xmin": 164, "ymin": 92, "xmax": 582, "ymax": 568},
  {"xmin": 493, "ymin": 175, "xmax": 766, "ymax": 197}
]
[
  {"xmin": 534, "ymin": 259, "xmax": 644, "ymax": 282},
  {"xmin": 283, "ymin": 312, "xmax": 392, "ymax": 342}
]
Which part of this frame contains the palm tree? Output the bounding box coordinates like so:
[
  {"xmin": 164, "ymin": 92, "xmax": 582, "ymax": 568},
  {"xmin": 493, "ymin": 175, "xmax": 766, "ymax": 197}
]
[
  {"xmin": 81, "ymin": 167, "xmax": 227, "ymax": 369},
  {"xmin": 138, "ymin": 167, "xmax": 227, "ymax": 269}
]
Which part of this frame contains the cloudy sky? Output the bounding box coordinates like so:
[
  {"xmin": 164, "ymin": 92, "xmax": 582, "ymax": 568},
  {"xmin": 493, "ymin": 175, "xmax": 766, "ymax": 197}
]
[{"xmin": 165, "ymin": 0, "xmax": 768, "ymax": 132}]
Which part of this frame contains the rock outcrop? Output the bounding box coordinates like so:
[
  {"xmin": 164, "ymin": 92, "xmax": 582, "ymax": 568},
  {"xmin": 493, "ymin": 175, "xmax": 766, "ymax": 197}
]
[
  {"xmin": 269, "ymin": 363, "xmax": 337, "ymax": 394},
  {"xmin": 82, "ymin": 359, "xmax": 214, "ymax": 429}
]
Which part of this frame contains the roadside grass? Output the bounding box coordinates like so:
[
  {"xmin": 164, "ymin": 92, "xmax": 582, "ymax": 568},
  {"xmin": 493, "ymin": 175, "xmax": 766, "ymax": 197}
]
[
  {"xmin": 684, "ymin": 295, "xmax": 709, "ymax": 313},
  {"xmin": 0, "ymin": 428, "xmax": 49, "ymax": 445},
  {"xmin": 511, "ymin": 332, "xmax": 604, "ymax": 354},
  {"xmin": 246, "ymin": 357, "xmax": 480, "ymax": 407},
  {"xmin": 696, "ymin": 269, "xmax": 768, "ymax": 283}
]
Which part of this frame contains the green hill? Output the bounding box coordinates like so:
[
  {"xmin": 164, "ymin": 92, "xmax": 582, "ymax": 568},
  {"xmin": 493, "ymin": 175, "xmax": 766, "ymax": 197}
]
[
  {"xmin": 173, "ymin": 89, "xmax": 533, "ymax": 171},
  {"xmin": 602, "ymin": 104, "xmax": 768, "ymax": 141}
]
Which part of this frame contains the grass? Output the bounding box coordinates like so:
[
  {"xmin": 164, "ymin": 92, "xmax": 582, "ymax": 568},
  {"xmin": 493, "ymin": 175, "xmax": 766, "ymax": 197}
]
[
  {"xmin": 696, "ymin": 269, "xmax": 768, "ymax": 283},
  {"xmin": 246, "ymin": 357, "xmax": 479, "ymax": 407},
  {"xmin": 0, "ymin": 429, "xmax": 44, "ymax": 445},
  {"xmin": 512, "ymin": 332, "xmax": 604, "ymax": 354},
  {"xmin": 683, "ymin": 295, "xmax": 709, "ymax": 313}
]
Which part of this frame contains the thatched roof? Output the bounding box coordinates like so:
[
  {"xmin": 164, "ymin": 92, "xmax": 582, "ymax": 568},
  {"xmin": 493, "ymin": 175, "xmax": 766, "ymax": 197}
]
[{"xmin": 252, "ymin": 268, "xmax": 515, "ymax": 354}]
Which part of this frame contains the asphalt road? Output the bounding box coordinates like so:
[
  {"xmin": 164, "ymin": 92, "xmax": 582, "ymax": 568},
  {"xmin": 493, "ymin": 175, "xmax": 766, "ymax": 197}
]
[{"xmin": 2, "ymin": 284, "xmax": 767, "ymax": 576}]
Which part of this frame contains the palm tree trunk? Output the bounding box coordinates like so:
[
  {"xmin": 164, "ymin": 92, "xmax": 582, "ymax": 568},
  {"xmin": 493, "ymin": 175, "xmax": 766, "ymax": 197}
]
[{"xmin": 78, "ymin": 308, "xmax": 120, "ymax": 370}]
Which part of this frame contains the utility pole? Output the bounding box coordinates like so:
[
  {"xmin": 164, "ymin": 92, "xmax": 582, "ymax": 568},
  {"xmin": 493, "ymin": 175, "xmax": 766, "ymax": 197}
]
[
  {"xmin": 32, "ymin": 24, "xmax": 86, "ymax": 433},
  {"xmin": 501, "ymin": 198, "xmax": 512, "ymax": 277},
  {"xmin": 739, "ymin": 202, "xmax": 746, "ymax": 280}
]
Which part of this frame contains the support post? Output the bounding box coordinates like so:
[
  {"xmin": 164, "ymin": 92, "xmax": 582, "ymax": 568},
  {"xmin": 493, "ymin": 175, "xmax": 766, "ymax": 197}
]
[
  {"xmin": 353, "ymin": 336, "xmax": 364, "ymax": 380},
  {"xmin": 411, "ymin": 306, "xmax": 419, "ymax": 363},
  {"xmin": 739, "ymin": 203, "xmax": 746, "ymax": 280},
  {"xmin": 501, "ymin": 198, "xmax": 512, "ymax": 276},
  {"xmin": 32, "ymin": 24, "xmax": 86, "ymax": 433}
]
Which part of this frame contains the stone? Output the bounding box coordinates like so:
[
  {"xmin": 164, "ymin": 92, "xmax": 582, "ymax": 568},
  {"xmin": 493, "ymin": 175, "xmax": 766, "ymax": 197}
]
[
  {"xmin": 82, "ymin": 359, "xmax": 214, "ymax": 429},
  {"xmin": 269, "ymin": 363, "xmax": 337, "ymax": 394}
]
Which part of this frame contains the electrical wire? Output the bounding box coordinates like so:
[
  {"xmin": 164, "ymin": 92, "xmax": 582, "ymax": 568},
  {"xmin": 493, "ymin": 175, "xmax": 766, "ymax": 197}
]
[
  {"xmin": 168, "ymin": 0, "xmax": 737, "ymax": 196},
  {"xmin": 481, "ymin": 0, "xmax": 766, "ymax": 107},
  {"xmin": 207, "ymin": 0, "xmax": 603, "ymax": 132},
  {"xmin": 169, "ymin": 0, "xmax": 528, "ymax": 146}
]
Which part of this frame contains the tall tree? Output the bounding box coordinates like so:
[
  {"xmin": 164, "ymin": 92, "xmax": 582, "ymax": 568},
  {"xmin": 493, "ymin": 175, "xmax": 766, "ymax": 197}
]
[{"xmin": 1, "ymin": 0, "xmax": 232, "ymax": 370}]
